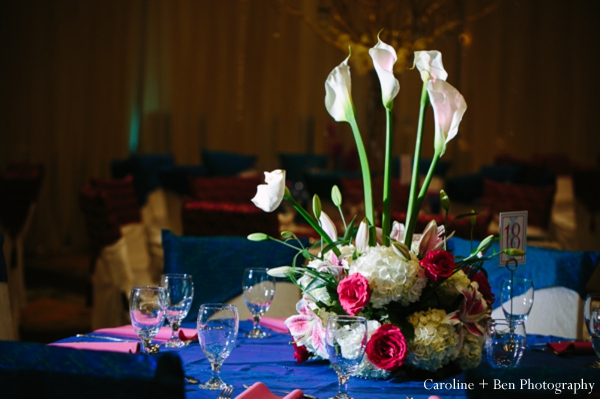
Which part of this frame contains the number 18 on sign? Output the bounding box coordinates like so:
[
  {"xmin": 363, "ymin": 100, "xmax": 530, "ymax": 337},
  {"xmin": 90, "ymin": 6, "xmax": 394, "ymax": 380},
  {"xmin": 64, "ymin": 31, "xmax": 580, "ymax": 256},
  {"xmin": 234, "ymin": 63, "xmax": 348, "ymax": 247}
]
[{"xmin": 499, "ymin": 211, "xmax": 527, "ymax": 265}]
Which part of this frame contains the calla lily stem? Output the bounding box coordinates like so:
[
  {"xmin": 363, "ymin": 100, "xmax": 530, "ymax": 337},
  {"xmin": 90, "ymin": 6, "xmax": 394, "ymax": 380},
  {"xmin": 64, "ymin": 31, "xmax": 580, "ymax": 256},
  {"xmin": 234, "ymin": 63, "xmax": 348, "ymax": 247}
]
[
  {"xmin": 404, "ymin": 81, "xmax": 429, "ymax": 246},
  {"xmin": 381, "ymin": 108, "xmax": 393, "ymax": 246},
  {"xmin": 348, "ymin": 118, "xmax": 376, "ymax": 246}
]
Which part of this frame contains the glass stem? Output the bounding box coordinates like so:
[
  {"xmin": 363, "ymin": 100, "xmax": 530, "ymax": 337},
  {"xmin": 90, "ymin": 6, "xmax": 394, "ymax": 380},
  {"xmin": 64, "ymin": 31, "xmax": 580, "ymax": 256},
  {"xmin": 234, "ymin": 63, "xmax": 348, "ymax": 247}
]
[
  {"xmin": 252, "ymin": 315, "xmax": 261, "ymax": 331},
  {"xmin": 170, "ymin": 321, "xmax": 180, "ymax": 340},
  {"xmin": 337, "ymin": 373, "xmax": 350, "ymax": 397},
  {"xmin": 211, "ymin": 362, "xmax": 222, "ymax": 381}
]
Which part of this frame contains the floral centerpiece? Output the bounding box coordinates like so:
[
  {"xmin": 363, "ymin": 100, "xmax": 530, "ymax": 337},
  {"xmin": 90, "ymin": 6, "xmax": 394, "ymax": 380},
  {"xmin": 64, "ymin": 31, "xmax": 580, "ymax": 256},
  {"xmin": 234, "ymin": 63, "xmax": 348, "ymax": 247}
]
[{"xmin": 248, "ymin": 36, "xmax": 524, "ymax": 378}]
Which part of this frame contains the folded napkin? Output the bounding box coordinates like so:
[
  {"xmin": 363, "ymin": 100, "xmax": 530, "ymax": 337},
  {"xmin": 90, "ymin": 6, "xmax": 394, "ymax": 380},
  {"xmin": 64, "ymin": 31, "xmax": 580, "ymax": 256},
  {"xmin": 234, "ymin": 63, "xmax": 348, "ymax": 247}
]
[
  {"xmin": 49, "ymin": 341, "xmax": 140, "ymax": 354},
  {"xmin": 94, "ymin": 325, "xmax": 198, "ymax": 342},
  {"xmin": 234, "ymin": 382, "xmax": 303, "ymax": 399},
  {"xmin": 254, "ymin": 317, "xmax": 289, "ymax": 333},
  {"xmin": 546, "ymin": 341, "xmax": 594, "ymax": 356}
]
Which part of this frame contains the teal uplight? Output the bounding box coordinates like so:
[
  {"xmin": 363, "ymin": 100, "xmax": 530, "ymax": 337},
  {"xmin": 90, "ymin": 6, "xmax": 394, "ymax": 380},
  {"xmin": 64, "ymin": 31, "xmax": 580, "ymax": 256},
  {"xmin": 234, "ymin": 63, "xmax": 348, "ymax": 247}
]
[{"xmin": 129, "ymin": 104, "xmax": 140, "ymax": 154}]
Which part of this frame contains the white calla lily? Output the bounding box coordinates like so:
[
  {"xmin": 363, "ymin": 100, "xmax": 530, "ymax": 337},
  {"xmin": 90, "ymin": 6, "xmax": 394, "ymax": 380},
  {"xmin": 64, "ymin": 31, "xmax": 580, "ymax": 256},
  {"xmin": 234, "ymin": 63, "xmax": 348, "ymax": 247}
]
[
  {"xmin": 427, "ymin": 79, "xmax": 467, "ymax": 157},
  {"xmin": 325, "ymin": 53, "xmax": 355, "ymax": 123},
  {"xmin": 414, "ymin": 51, "xmax": 448, "ymax": 83},
  {"xmin": 319, "ymin": 211, "xmax": 337, "ymax": 242},
  {"xmin": 369, "ymin": 36, "xmax": 400, "ymax": 109},
  {"xmin": 251, "ymin": 169, "xmax": 286, "ymax": 212},
  {"xmin": 355, "ymin": 218, "xmax": 369, "ymax": 253}
]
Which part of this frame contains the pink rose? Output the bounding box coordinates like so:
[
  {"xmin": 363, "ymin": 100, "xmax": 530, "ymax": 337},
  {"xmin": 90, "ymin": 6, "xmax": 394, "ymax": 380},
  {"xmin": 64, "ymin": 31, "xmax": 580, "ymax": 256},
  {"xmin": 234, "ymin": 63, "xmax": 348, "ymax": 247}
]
[
  {"xmin": 365, "ymin": 324, "xmax": 407, "ymax": 371},
  {"xmin": 292, "ymin": 341, "xmax": 311, "ymax": 363},
  {"xmin": 336, "ymin": 273, "xmax": 371, "ymax": 316},
  {"xmin": 420, "ymin": 250, "xmax": 456, "ymax": 283}
]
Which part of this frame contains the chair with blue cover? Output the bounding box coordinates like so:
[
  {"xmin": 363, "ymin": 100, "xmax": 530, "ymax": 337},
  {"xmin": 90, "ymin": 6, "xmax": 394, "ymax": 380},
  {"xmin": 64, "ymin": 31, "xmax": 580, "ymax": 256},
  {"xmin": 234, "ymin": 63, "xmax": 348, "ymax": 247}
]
[
  {"xmin": 0, "ymin": 234, "xmax": 17, "ymax": 340},
  {"xmin": 0, "ymin": 340, "xmax": 184, "ymax": 399},
  {"xmin": 448, "ymin": 236, "xmax": 600, "ymax": 339},
  {"xmin": 161, "ymin": 229, "xmax": 307, "ymax": 322}
]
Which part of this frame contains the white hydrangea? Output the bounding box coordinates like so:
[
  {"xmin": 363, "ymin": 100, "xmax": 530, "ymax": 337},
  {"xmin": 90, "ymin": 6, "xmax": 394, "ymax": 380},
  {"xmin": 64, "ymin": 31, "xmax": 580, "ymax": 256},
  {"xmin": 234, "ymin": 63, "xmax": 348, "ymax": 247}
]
[
  {"xmin": 334, "ymin": 323, "xmax": 367, "ymax": 360},
  {"xmin": 454, "ymin": 327, "xmax": 484, "ymax": 369},
  {"xmin": 349, "ymin": 245, "xmax": 426, "ymax": 307},
  {"xmin": 407, "ymin": 308, "xmax": 459, "ymax": 372}
]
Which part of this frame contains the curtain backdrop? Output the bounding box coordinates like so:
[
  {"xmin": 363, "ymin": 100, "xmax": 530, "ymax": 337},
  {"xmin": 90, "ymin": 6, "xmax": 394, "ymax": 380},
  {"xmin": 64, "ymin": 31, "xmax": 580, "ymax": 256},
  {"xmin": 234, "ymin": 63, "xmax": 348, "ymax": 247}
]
[{"xmin": 1, "ymin": 0, "xmax": 599, "ymax": 254}]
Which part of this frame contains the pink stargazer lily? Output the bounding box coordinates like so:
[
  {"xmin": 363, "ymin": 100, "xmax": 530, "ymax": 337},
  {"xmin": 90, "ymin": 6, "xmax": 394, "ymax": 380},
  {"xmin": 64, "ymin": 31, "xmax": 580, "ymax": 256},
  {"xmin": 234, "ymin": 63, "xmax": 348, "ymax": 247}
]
[
  {"xmin": 427, "ymin": 79, "xmax": 467, "ymax": 157},
  {"xmin": 285, "ymin": 299, "xmax": 328, "ymax": 358},
  {"xmin": 319, "ymin": 211, "xmax": 337, "ymax": 242},
  {"xmin": 446, "ymin": 285, "xmax": 489, "ymax": 336},
  {"xmin": 416, "ymin": 220, "xmax": 445, "ymax": 257}
]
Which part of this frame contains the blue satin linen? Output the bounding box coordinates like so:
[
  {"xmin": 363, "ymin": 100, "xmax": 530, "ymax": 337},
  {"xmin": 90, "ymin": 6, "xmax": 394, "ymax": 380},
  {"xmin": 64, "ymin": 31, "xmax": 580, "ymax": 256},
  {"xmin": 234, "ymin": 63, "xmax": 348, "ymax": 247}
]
[
  {"xmin": 49, "ymin": 321, "xmax": 597, "ymax": 399},
  {"xmin": 0, "ymin": 340, "xmax": 184, "ymax": 399},
  {"xmin": 161, "ymin": 230, "xmax": 307, "ymax": 322},
  {"xmin": 447, "ymin": 237, "xmax": 600, "ymax": 309}
]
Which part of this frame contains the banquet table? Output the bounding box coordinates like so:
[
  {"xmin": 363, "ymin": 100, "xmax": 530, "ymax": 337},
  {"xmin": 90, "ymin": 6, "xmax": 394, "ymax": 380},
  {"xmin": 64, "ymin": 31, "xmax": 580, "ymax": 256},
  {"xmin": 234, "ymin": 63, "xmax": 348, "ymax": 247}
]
[{"xmin": 51, "ymin": 321, "xmax": 600, "ymax": 399}]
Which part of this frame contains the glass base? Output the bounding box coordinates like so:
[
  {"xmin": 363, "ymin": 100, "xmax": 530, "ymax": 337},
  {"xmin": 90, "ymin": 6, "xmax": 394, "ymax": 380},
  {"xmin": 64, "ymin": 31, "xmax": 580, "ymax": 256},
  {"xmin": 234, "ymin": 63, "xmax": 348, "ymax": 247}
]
[
  {"xmin": 586, "ymin": 360, "xmax": 600, "ymax": 369},
  {"xmin": 164, "ymin": 338, "xmax": 187, "ymax": 348},
  {"xmin": 198, "ymin": 376, "xmax": 230, "ymax": 390},
  {"xmin": 245, "ymin": 328, "xmax": 270, "ymax": 339}
]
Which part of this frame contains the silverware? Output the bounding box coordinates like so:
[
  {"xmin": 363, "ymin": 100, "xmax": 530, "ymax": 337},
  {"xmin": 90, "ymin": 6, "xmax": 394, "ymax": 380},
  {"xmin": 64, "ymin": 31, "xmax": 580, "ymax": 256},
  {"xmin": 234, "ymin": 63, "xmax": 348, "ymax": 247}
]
[
  {"xmin": 217, "ymin": 386, "xmax": 234, "ymax": 399},
  {"xmin": 75, "ymin": 334, "xmax": 132, "ymax": 342},
  {"xmin": 243, "ymin": 383, "xmax": 317, "ymax": 399},
  {"xmin": 184, "ymin": 375, "xmax": 199, "ymax": 384}
]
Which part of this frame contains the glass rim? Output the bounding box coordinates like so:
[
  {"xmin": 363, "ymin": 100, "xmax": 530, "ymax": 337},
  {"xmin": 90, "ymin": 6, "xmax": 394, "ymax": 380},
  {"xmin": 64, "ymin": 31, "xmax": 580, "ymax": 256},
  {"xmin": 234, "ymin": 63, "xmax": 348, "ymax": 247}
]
[
  {"xmin": 160, "ymin": 273, "xmax": 193, "ymax": 278},
  {"xmin": 199, "ymin": 303, "xmax": 238, "ymax": 309},
  {"xmin": 131, "ymin": 285, "xmax": 165, "ymax": 291}
]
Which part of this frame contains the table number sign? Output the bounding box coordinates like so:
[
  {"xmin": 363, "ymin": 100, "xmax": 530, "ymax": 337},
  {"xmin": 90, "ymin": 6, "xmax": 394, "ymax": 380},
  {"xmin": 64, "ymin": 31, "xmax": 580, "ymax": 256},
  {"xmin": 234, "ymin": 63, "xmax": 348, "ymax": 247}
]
[{"xmin": 499, "ymin": 210, "xmax": 527, "ymax": 265}]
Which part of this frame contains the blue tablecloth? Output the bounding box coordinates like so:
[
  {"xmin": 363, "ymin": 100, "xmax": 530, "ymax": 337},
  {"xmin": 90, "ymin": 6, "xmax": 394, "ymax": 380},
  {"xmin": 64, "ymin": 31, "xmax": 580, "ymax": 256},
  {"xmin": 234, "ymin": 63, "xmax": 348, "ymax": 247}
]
[{"xmin": 54, "ymin": 321, "xmax": 599, "ymax": 399}]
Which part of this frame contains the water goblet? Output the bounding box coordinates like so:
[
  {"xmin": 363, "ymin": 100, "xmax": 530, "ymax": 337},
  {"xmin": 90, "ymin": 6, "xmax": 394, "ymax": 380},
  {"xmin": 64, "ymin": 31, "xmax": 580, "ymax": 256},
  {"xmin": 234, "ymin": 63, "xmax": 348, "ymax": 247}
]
[
  {"xmin": 500, "ymin": 278, "xmax": 534, "ymax": 324},
  {"xmin": 485, "ymin": 318, "xmax": 526, "ymax": 369},
  {"xmin": 242, "ymin": 268, "xmax": 275, "ymax": 338},
  {"xmin": 160, "ymin": 273, "xmax": 194, "ymax": 348},
  {"xmin": 197, "ymin": 303, "xmax": 239, "ymax": 390},
  {"xmin": 129, "ymin": 286, "xmax": 167, "ymax": 354},
  {"xmin": 325, "ymin": 315, "xmax": 368, "ymax": 399},
  {"xmin": 583, "ymin": 293, "xmax": 600, "ymax": 368}
]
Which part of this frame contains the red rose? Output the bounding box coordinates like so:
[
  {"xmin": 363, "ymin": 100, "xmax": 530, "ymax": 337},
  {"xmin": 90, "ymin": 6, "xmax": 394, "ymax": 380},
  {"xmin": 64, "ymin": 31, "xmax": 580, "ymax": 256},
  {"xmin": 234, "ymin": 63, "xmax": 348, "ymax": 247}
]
[
  {"xmin": 420, "ymin": 250, "xmax": 456, "ymax": 283},
  {"xmin": 337, "ymin": 273, "xmax": 371, "ymax": 316},
  {"xmin": 292, "ymin": 341, "xmax": 310, "ymax": 363},
  {"xmin": 365, "ymin": 324, "xmax": 407, "ymax": 371},
  {"xmin": 470, "ymin": 270, "xmax": 495, "ymax": 305}
]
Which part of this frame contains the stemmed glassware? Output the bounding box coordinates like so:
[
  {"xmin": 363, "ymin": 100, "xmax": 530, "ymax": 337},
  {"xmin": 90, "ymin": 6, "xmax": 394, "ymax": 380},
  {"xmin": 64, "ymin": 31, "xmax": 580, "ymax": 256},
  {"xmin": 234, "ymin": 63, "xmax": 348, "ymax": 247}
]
[
  {"xmin": 325, "ymin": 315, "xmax": 368, "ymax": 399},
  {"xmin": 160, "ymin": 273, "xmax": 194, "ymax": 348},
  {"xmin": 500, "ymin": 278, "xmax": 534, "ymax": 324},
  {"xmin": 485, "ymin": 318, "xmax": 526, "ymax": 369},
  {"xmin": 129, "ymin": 286, "xmax": 167, "ymax": 354},
  {"xmin": 242, "ymin": 268, "xmax": 275, "ymax": 338},
  {"xmin": 583, "ymin": 293, "xmax": 600, "ymax": 368},
  {"xmin": 197, "ymin": 303, "xmax": 239, "ymax": 390}
]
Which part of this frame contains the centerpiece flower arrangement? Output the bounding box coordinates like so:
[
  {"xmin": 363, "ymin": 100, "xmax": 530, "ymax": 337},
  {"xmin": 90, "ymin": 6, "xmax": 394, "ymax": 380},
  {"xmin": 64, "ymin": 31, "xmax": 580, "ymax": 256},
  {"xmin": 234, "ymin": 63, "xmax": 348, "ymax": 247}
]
[{"xmin": 249, "ymin": 35, "xmax": 524, "ymax": 378}]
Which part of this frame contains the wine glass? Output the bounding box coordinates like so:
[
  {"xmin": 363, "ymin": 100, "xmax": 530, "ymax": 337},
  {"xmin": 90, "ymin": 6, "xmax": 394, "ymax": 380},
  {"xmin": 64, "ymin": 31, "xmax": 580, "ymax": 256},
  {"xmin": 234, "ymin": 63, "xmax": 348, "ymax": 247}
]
[
  {"xmin": 129, "ymin": 286, "xmax": 167, "ymax": 354},
  {"xmin": 325, "ymin": 315, "xmax": 368, "ymax": 399},
  {"xmin": 583, "ymin": 293, "xmax": 600, "ymax": 368},
  {"xmin": 500, "ymin": 278, "xmax": 534, "ymax": 324},
  {"xmin": 242, "ymin": 268, "xmax": 275, "ymax": 338},
  {"xmin": 197, "ymin": 303, "xmax": 239, "ymax": 390},
  {"xmin": 159, "ymin": 273, "xmax": 194, "ymax": 348},
  {"xmin": 485, "ymin": 318, "xmax": 526, "ymax": 369}
]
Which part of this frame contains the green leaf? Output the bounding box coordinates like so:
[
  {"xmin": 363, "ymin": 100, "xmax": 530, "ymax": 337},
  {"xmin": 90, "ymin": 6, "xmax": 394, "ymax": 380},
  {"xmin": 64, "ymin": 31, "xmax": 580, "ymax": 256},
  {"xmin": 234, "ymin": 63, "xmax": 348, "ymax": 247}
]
[
  {"xmin": 247, "ymin": 233, "xmax": 268, "ymax": 241},
  {"xmin": 331, "ymin": 185, "xmax": 342, "ymax": 207},
  {"xmin": 280, "ymin": 231, "xmax": 295, "ymax": 239}
]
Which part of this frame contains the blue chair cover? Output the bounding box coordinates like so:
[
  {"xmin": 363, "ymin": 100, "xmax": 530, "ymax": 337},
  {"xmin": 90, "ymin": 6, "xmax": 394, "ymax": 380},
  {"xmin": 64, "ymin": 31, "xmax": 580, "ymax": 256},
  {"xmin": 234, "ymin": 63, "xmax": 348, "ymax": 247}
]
[
  {"xmin": 161, "ymin": 230, "xmax": 307, "ymax": 322},
  {"xmin": 447, "ymin": 237, "xmax": 600, "ymax": 309},
  {"xmin": 201, "ymin": 149, "xmax": 257, "ymax": 177},
  {"xmin": 110, "ymin": 154, "xmax": 176, "ymax": 206},
  {"xmin": 0, "ymin": 341, "xmax": 184, "ymax": 399}
]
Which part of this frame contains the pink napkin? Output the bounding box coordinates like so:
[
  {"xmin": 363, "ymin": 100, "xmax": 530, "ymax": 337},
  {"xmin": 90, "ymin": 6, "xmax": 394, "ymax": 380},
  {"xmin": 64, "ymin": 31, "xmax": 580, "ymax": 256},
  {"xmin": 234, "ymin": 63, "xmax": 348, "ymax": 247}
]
[
  {"xmin": 546, "ymin": 341, "xmax": 594, "ymax": 356},
  {"xmin": 254, "ymin": 317, "xmax": 289, "ymax": 333},
  {"xmin": 94, "ymin": 325, "xmax": 198, "ymax": 342},
  {"xmin": 234, "ymin": 382, "xmax": 304, "ymax": 399},
  {"xmin": 49, "ymin": 341, "xmax": 140, "ymax": 354}
]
